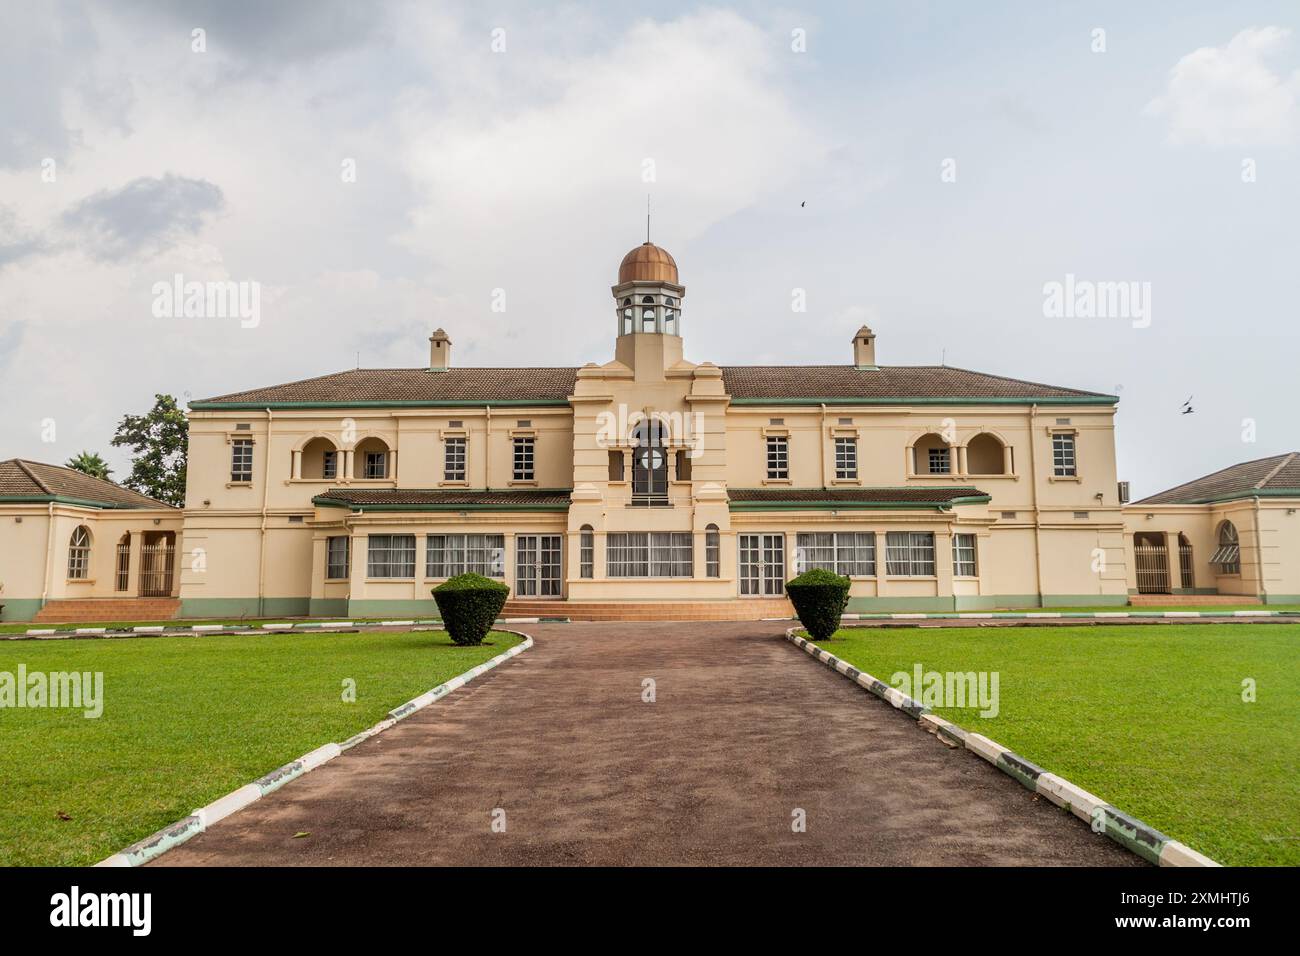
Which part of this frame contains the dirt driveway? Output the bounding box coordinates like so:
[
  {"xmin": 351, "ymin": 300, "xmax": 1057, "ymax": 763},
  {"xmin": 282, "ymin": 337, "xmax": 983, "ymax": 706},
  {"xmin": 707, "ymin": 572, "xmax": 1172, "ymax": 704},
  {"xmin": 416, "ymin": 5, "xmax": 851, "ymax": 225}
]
[{"xmin": 153, "ymin": 622, "xmax": 1139, "ymax": 866}]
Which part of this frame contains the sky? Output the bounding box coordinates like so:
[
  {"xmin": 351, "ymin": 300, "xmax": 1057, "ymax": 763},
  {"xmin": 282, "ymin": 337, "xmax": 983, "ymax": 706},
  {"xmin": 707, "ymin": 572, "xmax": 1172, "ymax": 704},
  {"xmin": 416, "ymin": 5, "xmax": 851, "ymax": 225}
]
[{"xmin": 0, "ymin": 0, "xmax": 1296, "ymax": 497}]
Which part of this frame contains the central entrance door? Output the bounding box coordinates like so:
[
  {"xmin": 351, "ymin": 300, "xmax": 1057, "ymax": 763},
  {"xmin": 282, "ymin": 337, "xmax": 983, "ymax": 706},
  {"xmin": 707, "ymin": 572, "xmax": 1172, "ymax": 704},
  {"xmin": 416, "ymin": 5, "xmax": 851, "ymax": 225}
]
[
  {"xmin": 515, "ymin": 534, "xmax": 563, "ymax": 598},
  {"xmin": 739, "ymin": 533, "xmax": 785, "ymax": 596}
]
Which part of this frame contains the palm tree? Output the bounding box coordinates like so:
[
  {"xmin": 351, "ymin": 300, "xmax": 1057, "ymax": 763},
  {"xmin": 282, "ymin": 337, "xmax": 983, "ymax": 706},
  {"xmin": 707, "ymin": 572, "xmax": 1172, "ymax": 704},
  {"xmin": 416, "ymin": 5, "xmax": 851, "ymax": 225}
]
[{"xmin": 65, "ymin": 451, "xmax": 113, "ymax": 481}]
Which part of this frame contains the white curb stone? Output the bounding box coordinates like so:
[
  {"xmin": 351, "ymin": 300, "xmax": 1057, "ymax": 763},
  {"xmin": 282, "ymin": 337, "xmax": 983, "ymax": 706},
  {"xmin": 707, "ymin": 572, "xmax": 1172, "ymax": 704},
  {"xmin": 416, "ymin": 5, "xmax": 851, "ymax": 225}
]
[
  {"xmin": 1159, "ymin": 840, "xmax": 1222, "ymax": 867},
  {"xmin": 297, "ymin": 743, "xmax": 342, "ymax": 773},
  {"xmin": 76, "ymin": 627, "xmax": 106, "ymax": 634},
  {"xmin": 261, "ymin": 623, "xmax": 293, "ymax": 630},
  {"xmin": 192, "ymin": 784, "xmax": 262, "ymax": 828},
  {"xmin": 25, "ymin": 629, "xmax": 55, "ymax": 636},
  {"xmin": 1036, "ymin": 772, "xmax": 1107, "ymax": 824},
  {"xmin": 191, "ymin": 624, "xmax": 224, "ymax": 631},
  {"xmin": 964, "ymin": 733, "xmax": 1010, "ymax": 765}
]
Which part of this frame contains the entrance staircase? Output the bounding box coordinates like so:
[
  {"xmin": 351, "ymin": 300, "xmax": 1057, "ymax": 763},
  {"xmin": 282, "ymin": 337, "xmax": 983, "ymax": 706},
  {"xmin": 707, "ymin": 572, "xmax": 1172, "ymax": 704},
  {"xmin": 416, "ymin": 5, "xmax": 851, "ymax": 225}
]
[
  {"xmin": 501, "ymin": 598, "xmax": 794, "ymax": 622},
  {"xmin": 1128, "ymin": 594, "xmax": 1260, "ymax": 607},
  {"xmin": 32, "ymin": 598, "xmax": 181, "ymax": 624}
]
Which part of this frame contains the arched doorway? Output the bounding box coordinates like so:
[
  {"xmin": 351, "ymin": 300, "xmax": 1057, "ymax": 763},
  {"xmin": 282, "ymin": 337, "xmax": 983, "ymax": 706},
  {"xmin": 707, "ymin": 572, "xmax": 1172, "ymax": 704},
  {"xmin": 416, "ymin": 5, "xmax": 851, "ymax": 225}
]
[
  {"xmin": 1133, "ymin": 532, "xmax": 1170, "ymax": 594},
  {"xmin": 140, "ymin": 530, "xmax": 176, "ymax": 597}
]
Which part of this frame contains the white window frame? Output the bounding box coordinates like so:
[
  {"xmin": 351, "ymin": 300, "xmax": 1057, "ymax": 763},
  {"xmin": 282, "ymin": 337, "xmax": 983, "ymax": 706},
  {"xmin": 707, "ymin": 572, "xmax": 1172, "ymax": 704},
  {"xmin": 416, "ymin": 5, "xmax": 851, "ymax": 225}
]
[
  {"xmin": 1052, "ymin": 433, "xmax": 1077, "ymax": 477},
  {"xmin": 230, "ymin": 438, "xmax": 254, "ymax": 483},
  {"xmin": 321, "ymin": 450, "xmax": 338, "ymax": 480},
  {"xmin": 364, "ymin": 450, "xmax": 388, "ymax": 480},
  {"xmin": 766, "ymin": 435, "xmax": 789, "ymax": 480},
  {"xmin": 367, "ymin": 534, "xmax": 416, "ymax": 579},
  {"xmin": 927, "ymin": 446, "xmax": 950, "ymax": 475},
  {"xmin": 606, "ymin": 531, "xmax": 693, "ymax": 578},
  {"xmin": 952, "ymin": 533, "xmax": 978, "ymax": 577},
  {"xmin": 444, "ymin": 436, "xmax": 467, "ymax": 482},
  {"xmin": 885, "ymin": 531, "xmax": 936, "ymax": 576},
  {"xmin": 425, "ymin": 533, "xmax": 505, "ymax": 578},
  {"xmin": 67, "ymin": 526, "xmax": 91, "ymax": 580},
  {"xmin": 796, "ymin": 531, "xmax": 875, "ymax": 576},
  {"xmin": 325, "ymin": 535, "xmax": 350, "ymax": 579},
  {"xmin": 513, "ymin": 437, "xmax": 536, "ymax": 481},
  {"xmin": 834, "ymin": 437, "xmax": 858, "ymax": 480}
]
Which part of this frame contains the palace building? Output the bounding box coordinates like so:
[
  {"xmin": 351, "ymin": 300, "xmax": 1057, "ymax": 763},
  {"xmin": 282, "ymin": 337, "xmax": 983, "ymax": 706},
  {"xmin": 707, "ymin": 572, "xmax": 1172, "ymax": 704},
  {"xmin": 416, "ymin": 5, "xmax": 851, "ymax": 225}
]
[{"xmin": 5, "ymin": 243, "xmax": 1294, "ymax": 623}]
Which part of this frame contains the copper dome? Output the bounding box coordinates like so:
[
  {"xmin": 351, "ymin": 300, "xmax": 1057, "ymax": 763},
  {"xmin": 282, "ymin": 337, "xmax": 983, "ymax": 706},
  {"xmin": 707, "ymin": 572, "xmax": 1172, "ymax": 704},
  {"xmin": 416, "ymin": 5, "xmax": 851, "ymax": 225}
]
[{"xmin": 618, "ymin": 242, "xmax": 678, "ymax": 284}]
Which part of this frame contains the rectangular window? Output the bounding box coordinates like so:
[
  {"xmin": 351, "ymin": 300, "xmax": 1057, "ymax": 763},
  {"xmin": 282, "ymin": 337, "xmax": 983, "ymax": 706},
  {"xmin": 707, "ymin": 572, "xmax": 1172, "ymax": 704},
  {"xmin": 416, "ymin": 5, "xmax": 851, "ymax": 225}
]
[
  {"xmin": 796, "ymin": 532, "xmax": 876, "ymax": 576},
  {"xmin": 364, "ymin": 451, "xmax": 387, "ymax": 479},
  {"xmin": 230, "ymin": 438, "xmax": 253, "ymax": 482},
  {"xmin": 834, "ymin": 437, "xmax": 858, "ymax": 479},
  {"xmin": 706, "ymin": 529, "xmax": 720, "ymax": 578},
  {"xmin": 326, "ymin": 536, "xmax": 350, "ymax": 579},
  {"xmin": 927, "ymin": 446, "xmax": 950, "ymax": 474},
  {"xmin": 513, "ymin": 437, "xmax": 535, "ymax": 481},
  {"xmin": 321, "ymin": 450, "xmax": 337, "ymax": 480},
  {"xmin": 367, "ymin": 534, "xmax": 415, "ymax": 578},
  {"xmin": 885, "ymin": 531, "xmax": 936, "ymax": 576},
  {"xmin": 766, "ymin": 436, "xmax": 789, "ymax": 480},
  {"xmin": 952, "ymin": 533, "xmax": 977, "ymax": 577},
  {"xmin": 606, "ymin": 532, "xmax": 693, "ymax": 577},
  {"xmin": 425, "ymin": 534, "xmax": 505, "ymax": 578},
  {"xmin": 608, "ymin": 449, "xmax": 624, "ymax": 481},
  {"xmin": 580, "ymin": 530, "xmax": 594, "ymax": 579},
  {"xmin": 1052, "ymin": 434, "xmax": 1077, "ymax": 477},
  {"xmin": 444, "ymin": 437, "xmax": 466, "ymax": 482}
]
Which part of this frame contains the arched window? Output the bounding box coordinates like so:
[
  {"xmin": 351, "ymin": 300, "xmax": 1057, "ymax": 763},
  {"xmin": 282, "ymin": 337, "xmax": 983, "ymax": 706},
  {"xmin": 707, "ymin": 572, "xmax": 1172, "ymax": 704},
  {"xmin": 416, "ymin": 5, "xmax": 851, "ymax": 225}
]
[
  {"xmin": 664, "ymin": 296, "xmax": 676, "ymax": 334},
  {"xmin": 355, "ymin": 437, "xmax": 390, "ymax": 479},
  {"xmin": 641, "ymin": 295, "xmax": 656, "ymax": 332},
  {"xmin": 68, "ymin": 526, "xmax": 91, "ymax": 580},
  {"xmin": 966, "ymin": 433, "xmax": 1007, "ymax": 475},
  {"xmin": 579, "ymin": 525, "xmax": 594, "ymax": 579},
  {"xmin": 1211, "ymin": 521, "xmax": 1240, "ymax": 575},
  {"xmin": 115, "ymin": 532, "xmax": 131, "ymax": 591},
  {"xmin": 912, "ymin": 433, "xmax": 952, "ymax": 475},
  {"xmin": 301, "ymin": 436, "xmax": 338, "ymax": 479},
  {"xmin": 631, "ymin": 417, "xmax": 668, "ymax": 500},
  {"xmin": 622, "ymin": 298, "xmax": 633, "ymax": 334},
  {"xmin": 705, "ymin": 524, "xmax": 720, "ymax": 578}
]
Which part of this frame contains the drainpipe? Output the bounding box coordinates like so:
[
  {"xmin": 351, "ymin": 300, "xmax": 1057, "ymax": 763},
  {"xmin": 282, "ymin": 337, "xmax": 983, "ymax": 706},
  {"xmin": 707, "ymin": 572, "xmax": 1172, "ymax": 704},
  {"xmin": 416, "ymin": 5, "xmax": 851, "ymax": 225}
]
[
  {"xmin": 258, "ymin": 407, "xmax": 273, "ymax": 616},
  {"xmin": 1027, "ymin": 403, "xmax": 1045, "ymax": 605},
  {"xmin": 485, "ymin": 404, "xmax": 492, "ymax": 489},
  {"xmin": 819, "ymin": 403, "xmax": 827, "ymax": 488},
  {"xmin": 40, "ymin": 501, "xmax": 55, "ymax": 608},
  {"xmin": 1253, "ymin": 496, "xmax": 1269, "ymax": 603}
]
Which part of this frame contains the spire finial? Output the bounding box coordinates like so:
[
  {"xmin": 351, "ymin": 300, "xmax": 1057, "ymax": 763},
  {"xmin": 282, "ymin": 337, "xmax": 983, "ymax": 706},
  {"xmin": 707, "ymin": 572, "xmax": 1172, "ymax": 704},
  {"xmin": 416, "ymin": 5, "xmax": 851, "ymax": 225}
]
[{"xmin": 646, "ymin": 194, "xmax": 651, "ymax": 243}]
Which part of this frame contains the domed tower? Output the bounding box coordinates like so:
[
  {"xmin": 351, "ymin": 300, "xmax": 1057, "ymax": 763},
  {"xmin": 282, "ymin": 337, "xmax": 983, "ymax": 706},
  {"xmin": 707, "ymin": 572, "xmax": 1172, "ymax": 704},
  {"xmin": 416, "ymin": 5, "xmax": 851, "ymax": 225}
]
[{"xmin": 613, "ymin": 241, "xmax": 686, "ymax": 373}]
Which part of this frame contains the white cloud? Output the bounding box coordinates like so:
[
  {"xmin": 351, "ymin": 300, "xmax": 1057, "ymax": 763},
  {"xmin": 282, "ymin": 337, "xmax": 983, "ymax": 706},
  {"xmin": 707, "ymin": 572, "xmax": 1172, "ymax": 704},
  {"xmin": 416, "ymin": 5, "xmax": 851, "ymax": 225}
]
[{"xmin": 1146, "ymin": 26, "xmax": 1300, "ymax": 146}]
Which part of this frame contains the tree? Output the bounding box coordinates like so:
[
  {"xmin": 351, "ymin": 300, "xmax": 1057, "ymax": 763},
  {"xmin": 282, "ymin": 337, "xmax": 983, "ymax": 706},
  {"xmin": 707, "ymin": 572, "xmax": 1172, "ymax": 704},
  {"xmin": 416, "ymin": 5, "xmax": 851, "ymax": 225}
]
[
  {"xmin": 65, "ymin": 451, "xmax": 113, "ymax": 481},
  {"xmin": 111, "ymin": 394, "xmax": 189, "ymax": 507}
]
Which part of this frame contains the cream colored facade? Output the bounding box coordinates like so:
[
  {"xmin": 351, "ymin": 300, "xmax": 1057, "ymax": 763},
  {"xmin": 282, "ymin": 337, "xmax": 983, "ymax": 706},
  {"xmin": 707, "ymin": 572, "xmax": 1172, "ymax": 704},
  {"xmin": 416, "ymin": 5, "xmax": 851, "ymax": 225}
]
[{"xmin": 172, "ymin": 243, "xmax": 1133, "ymax": 618}]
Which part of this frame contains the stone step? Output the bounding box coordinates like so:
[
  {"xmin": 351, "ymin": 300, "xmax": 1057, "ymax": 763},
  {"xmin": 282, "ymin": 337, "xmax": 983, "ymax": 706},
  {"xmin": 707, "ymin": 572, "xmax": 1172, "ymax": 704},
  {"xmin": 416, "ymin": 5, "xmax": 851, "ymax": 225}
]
[{"xmin": 32, "ymin": 598, "xmax": 181, "ymax": 624}]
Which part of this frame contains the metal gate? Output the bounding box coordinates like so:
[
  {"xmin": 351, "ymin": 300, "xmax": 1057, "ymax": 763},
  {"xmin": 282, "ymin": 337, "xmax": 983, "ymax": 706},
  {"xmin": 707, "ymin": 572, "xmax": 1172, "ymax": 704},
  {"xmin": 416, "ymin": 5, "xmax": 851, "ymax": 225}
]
[
  {"xmin": 1133, "ymin": 543, "xmax": 1170, "ymax": 594},
  {"xmin": 115, "ymin": 540, "xmax": 131, "ymax": 592},
  {"xmin": 739, "ymin": 533, "xmax": 785, "ymax": 596},
  {"xmin": 515, "ymin": 535, "xmax": 562, "ymax": 598},
  {"xmin": 1178, "ymin": 542, "xmax": 1194, "ymax": 590},
  {"xmin": 139, "ymin": 540, "xmax": 175, "ymax": 597}
]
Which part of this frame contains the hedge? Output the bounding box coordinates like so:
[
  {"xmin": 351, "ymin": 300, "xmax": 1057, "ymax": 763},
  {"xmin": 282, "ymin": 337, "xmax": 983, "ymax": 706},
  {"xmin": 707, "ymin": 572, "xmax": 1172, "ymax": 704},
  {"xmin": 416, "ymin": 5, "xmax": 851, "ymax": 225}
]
[
  {"xmin": 785, "ymin": 568, "xmax": 850, "ymax": 640},
  {"xmin": 432, "ymin": 573, "xmax": 510, "ymax": 646}
]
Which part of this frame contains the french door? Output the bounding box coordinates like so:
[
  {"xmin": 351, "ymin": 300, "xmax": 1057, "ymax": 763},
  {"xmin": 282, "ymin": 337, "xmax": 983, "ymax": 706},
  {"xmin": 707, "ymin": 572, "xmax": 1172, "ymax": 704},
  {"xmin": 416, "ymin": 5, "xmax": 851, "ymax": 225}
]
[
  {"xmin": 515, "ymin": 535, "xmax": 563, "ymax": 598},
  {"xmin": 739, "ymin": 533, "xmax": 785, "ymax": 596}
]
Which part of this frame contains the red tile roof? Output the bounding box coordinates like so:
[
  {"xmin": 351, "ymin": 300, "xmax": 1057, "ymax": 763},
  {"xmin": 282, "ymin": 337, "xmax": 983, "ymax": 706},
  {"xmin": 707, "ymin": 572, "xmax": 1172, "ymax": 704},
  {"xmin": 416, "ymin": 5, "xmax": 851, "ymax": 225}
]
[
  {"xmin": 192, "ymin": 364, "xmax": 1113, "ymax": 407},
  {"xmin": 1134, "ymin": 453, "xmax": 1300, "ymax": 504},
  {"xmin": 0, "ymin": 459, "xmax": 174, "ymax": 509}
]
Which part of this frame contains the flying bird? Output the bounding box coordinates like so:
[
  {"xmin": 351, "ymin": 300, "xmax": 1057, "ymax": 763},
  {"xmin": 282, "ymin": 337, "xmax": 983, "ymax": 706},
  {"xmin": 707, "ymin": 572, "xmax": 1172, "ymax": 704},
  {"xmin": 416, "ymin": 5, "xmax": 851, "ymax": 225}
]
[
  {"xmin": 801, "ymin": 201, "xmax": 806, "ymax": 207},
  {"xmin": 1181, "ymin": 396, "xmax": 1194, "ymax": 415}
]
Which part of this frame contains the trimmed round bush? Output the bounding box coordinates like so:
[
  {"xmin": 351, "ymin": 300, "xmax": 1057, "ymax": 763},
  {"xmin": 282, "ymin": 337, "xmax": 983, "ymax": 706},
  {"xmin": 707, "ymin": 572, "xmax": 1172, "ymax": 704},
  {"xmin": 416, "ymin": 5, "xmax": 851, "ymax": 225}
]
[
  {"xmin": 432, "ymin": 573, "xmax": 510, "ymax": 646},
  {"xmin": 785, "ymin": 568, "xmax": 850, "ymax": 640}
]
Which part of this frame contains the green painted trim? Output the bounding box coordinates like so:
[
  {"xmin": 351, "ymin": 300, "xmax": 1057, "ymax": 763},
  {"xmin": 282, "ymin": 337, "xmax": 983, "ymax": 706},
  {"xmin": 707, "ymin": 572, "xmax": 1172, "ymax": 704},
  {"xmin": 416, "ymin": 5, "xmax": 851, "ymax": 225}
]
[
  {"xmin": 0, "ymin": 494, "xmax": 166, "ymax": 510},
  {"xmin": 0, "ymin": 599, "xmax": 46, "ymax": 622},
  {"xmin": 190, "ymin": 399, "xmax": 572, "ymax": 410},
  {"xmin": 308, "ymin": 598, "xmax": 349, "ymax": 617},
  {"xmin": 1264, "ymin": 594, "xmax": 1300, "ymax": 605},
  {"xmin": 180, "ymin": 597, "xmax": 263, "ymax": 618},
  {"xmin": 846, "ymin": 596, "xmax": 957, "ymax": 612},
  {"xmin": 261, "ymin": 597, "xmax": 310, "ymax": 617},
  {"xmin": 730, "ymin": 395, "xmax": 1118, "ymax": 407},
  {"xmin": 347, "ymin": 598, "xmax": 441, "ymax": 616},
  {"xmin": 845, "ymin": 593, "xmax": 1128, "ymax": 613},
  {"xmin": 312, "ymin": 490, "xmax": 572, "ymax": 513},
  {"xmin": 729, "ymin": 492, "xmax": 990, "ymax": 512},
  {"xmin": 1041, "ymin": 593, "xmax": 1129, "ymax": 607}
]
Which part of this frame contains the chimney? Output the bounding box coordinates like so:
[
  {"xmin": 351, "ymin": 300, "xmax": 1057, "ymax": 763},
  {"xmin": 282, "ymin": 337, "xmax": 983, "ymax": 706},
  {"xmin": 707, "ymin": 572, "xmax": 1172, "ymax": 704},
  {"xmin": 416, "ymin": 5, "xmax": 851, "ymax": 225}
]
[
  {"xmin": 429, "ymin": 328, "xmax": 451, "ymax": 370},
  {"xmin": 852, "ymin": 325, "xmax": 877, "ymax": 368}
]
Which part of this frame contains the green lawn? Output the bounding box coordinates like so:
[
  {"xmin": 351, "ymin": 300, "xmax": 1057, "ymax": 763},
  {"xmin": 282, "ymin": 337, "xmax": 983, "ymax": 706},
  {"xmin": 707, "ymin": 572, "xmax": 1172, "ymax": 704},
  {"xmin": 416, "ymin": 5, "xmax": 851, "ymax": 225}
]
[
  {"xmin": 813, "ymin": 624, "xmax": 1300, "ymax": 866},
  {"xmin": 0, "ymin": 629, "xmax": 520, "ymax": 866},
  {"xmin": 0, "ymin": 616, "xmax": 438, "ymax": 635}
]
